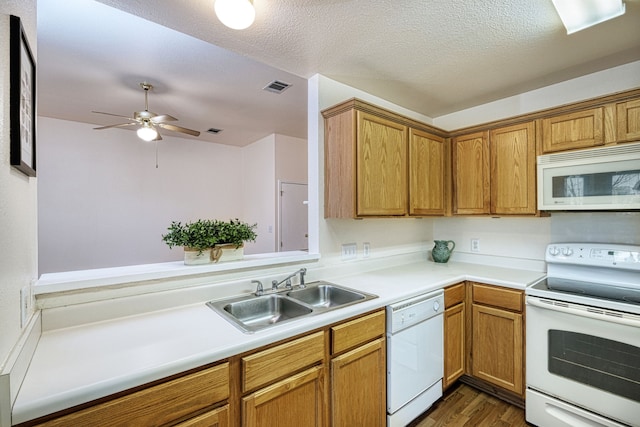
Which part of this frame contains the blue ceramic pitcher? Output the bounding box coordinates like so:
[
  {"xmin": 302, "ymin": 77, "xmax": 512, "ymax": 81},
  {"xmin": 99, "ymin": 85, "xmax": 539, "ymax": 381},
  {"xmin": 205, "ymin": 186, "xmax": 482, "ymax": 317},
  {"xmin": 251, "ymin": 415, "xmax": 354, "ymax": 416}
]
[{"xmin": 432, "ymin": 240, "xmax": 455, "ymax": 263}]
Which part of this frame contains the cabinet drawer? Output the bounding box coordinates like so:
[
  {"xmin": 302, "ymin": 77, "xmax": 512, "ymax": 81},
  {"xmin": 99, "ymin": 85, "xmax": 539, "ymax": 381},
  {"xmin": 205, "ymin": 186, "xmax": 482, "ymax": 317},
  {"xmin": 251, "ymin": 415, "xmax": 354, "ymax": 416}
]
[
  {"xmin": 444, "ymin": 282, "xmax": 465, "ymax": 308},
  {"xmin": 472, "ymin": 283, "xmax": 523, "ymax": 312},
  {"xmin": 33, "ymin": 362, "xmax": 229, "ymax": 427},
  {"xmin": 331, "ymin": 310, "xmax": 385, "ymax": 354},
  {"xmin": 242, "ymin": 331, "xmax": 324, "ymax": 392}
]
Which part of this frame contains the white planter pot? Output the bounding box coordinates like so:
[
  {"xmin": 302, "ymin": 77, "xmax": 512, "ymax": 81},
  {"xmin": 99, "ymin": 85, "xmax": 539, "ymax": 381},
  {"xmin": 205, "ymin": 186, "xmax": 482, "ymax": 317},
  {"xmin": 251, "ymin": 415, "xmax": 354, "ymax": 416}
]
[
  {"xmin": 183, "ymin": 247, "xmax": 213, "ymax": 265},
  {"xmin": 213, "ymin": 243, "xmax": 244, "ymax": 262}
]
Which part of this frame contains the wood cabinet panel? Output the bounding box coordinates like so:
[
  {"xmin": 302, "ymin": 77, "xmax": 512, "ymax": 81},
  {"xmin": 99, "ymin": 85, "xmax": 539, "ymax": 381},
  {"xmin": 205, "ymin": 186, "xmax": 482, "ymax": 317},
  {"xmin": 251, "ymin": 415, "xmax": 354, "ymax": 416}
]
[
  {"xmin": 472, "ymin": 304, "xmax": 523, "ymax": 395},
  {"xmin": 175, "ymin": 405, "xmax": 229, "ymax": 427},
  {"xmin": 443, "ymin": 302, "xmax": 465, "ymax": 390},
  {"xmin": 541, "ymin": 107, "xmax": 604, "ymax": 153},
  {"xmin": 324, "ymin": 108, "xmax": 357, "ymax": 218},
  {"xmin": 452, "ymin": 131, "xmax": 490, "ymax": 214},
  {"xmin": 409, "ymin": 128, "xmax": 449, "ymax": 215},
  {"xmin": 331, "ymin": 338, "xmax": 386, "ymax": 427},
  {"xmin": 242, "ymin": 331, "xmax": 324, "ymax": 393},
  {"xmin": 242, "ymin": 366, "xmax": 324, "ymax": 427},
  {"xmin": 357, "ymin": 111, "xmax": 408, "ymax": 216},
  {"xmin": 490, "ymin": 122, "xmax": 536, "ymax": 215},
  {"xmin": 472, "ymin": 283, "xmax": 523, "ymax": 312},
  {"xmin": 33, "ymin": 363, "xmax": 229, "ymax": 427},
  {"xmin": 617, "ymin": 99, "xmax": 640, "ymax": 142},
  {"xmin": 331, "ymin": 309, "xmax": 385, "ymax": 355},
  {"xmin": 444, "ymin": 282, "xmax": 465, "ymax": 308}
]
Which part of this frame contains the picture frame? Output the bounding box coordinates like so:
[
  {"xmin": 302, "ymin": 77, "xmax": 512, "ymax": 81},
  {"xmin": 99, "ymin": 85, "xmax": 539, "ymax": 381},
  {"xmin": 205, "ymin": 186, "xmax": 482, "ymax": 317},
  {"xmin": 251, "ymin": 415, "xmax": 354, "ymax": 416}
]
[{"xmin": 10, "ymin": 15, "xmax": 37, "ymax": 177}]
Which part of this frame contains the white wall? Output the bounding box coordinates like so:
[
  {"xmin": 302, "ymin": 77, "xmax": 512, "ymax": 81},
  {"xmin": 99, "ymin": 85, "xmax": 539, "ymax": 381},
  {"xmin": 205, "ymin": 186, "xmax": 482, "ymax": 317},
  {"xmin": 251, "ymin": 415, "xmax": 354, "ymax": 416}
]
[
  {"xmin": 310, "ymin": 75, "xmax": 435, "ymax": 264},
  {"xmin": 242, "ymin": 135, "xmax": 277, "ymax": 254},
  {"xmin": 0, "ymin": 2, "xmax": 37, "ymax": 369},
  {"xmin": 38, "ymin": 118, "xmax": 245, "ymax": 273}
]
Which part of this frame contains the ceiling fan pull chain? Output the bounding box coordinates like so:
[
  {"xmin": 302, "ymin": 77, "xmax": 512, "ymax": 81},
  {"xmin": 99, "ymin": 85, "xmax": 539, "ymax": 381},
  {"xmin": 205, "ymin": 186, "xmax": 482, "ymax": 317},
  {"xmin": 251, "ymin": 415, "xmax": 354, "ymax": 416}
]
[{"xmin": 155, "ymin": 140, "xmax": 159, "ymax": 168}]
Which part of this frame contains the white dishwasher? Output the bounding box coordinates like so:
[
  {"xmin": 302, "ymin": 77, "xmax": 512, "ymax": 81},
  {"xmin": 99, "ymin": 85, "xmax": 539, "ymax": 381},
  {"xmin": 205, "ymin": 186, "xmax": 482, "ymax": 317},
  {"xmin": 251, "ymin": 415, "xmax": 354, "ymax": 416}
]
[{"xmin": 386, "ymin": 289, "xmax": 444, "ymax": 427}]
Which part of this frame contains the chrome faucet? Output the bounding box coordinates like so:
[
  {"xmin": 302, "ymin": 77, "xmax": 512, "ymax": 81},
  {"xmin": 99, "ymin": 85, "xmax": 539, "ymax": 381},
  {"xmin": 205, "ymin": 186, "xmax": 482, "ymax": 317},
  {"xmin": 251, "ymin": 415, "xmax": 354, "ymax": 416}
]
[
  {"xmin": 271, "ymin": 268, "xmax": 307, "ymax": 291},
  {"xmin": 252, "ymin": 280, "xmax": 264, "ymax": 296}
]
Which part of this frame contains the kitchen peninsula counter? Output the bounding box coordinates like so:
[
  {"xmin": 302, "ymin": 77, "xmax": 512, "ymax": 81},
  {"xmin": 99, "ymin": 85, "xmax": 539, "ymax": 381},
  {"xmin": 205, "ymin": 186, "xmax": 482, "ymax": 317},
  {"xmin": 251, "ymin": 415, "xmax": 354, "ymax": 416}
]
[{"xmin": 12, "ymin": 259, "xmax": 545, "ymax": 424}]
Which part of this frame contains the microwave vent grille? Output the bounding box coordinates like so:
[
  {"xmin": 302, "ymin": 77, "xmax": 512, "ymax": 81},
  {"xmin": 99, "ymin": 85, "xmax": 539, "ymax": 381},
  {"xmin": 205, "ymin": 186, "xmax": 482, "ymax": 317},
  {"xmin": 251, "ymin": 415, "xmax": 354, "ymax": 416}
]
[{"xmin": 538, "ymin": 141, "xmax": 640, "ymax": 165}]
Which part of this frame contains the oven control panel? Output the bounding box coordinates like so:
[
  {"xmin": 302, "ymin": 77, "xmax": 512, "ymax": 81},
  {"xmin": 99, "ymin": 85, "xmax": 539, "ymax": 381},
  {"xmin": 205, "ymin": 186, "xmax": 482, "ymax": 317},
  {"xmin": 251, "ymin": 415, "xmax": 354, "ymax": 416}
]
[{"xmin": 546, "ymin": 243, "xmax": 640, "ymax": 269}]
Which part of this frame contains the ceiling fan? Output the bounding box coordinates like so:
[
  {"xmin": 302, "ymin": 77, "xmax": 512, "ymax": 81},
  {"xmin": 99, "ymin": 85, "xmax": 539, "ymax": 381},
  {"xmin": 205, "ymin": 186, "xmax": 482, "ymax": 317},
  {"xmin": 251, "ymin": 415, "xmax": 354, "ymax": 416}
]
[{"xmin": 93, "ymin": 82, "xmax": 201, "ymax": 141}]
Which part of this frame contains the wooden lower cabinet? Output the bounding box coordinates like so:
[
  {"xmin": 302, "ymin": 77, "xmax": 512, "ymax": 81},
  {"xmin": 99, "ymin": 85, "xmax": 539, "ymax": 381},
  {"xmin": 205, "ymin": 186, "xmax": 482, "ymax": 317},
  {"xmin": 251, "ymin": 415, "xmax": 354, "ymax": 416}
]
[
  {"xmin": 242, "ymin": 366, "xmax": 324, "ymax": 427},
  {"xmin": 470, "ymin": 283, "xmax": 524, "ymax": 397},
  {"xmin": 331, "ymin": 338, "xmax": 386, "ymax": 427},
  {"xmin": 443, "ymin": 302, "xmax": 465, "ymax": 389}
]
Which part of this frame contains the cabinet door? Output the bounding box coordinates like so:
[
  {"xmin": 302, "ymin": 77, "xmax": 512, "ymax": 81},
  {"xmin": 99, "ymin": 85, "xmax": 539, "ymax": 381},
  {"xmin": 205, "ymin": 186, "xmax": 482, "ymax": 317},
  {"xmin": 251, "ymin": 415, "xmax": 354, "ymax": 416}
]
[
  {"xmin": 331, "ymin": 338, "xmax": 386, "ymax": 427},
  {"xmin": 357, "ymin": 112, "xmax": 408, "ymax": 216},
  {"xmin": 409, "ymin": 128, "xmax": 449, "ymax": 215},
  {"xmin": 443, "ymin": 303, "xmax": 465, "ymax": 390},
  {"xmin": 617, "ymin": 99, "xmax": 640, "ymax": 142},
  {"xmin": 471, "ymin": 304, "xmax": 523, "ymax": 395},
  {"xmin": 175, "ymin": 405, "xmax": 229, "ymax": 427},
  {"xmin": 490, "ymin": 122, "xmax": 536, "ymax": 215},
  {"xmin": 242, "ymin": 366, "xmax": 324, "ymax": 427},
  {"xmin": 541, "ymin": 107, "xmax": 604, "ymax": 153},
  {"xmin": 453, "ymin": 131, "xmax": 490, "ymax": 214}
]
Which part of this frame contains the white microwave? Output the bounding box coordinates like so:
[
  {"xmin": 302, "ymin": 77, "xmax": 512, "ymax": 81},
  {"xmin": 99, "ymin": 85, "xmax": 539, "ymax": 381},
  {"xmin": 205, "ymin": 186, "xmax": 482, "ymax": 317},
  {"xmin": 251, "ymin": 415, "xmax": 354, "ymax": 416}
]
[{"xmin": 537, "ymin": 142, "xmax": 640, "ymax": 210}]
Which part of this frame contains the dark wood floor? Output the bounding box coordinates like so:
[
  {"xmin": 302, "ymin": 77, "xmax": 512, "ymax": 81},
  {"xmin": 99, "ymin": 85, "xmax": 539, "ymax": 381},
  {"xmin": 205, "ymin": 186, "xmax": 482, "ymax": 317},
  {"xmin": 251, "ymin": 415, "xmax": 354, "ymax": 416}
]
[{"xmin": 409, "ymin": 383, "xmax": 529, "ymax": 427}]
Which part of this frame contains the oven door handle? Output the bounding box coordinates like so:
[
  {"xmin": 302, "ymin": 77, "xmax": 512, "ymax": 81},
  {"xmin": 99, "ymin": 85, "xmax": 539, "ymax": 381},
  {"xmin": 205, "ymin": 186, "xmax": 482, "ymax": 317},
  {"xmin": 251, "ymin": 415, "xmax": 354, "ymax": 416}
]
[{"xmin": 527, "ymin": 296, "xmax": 640, "ymax": 328}]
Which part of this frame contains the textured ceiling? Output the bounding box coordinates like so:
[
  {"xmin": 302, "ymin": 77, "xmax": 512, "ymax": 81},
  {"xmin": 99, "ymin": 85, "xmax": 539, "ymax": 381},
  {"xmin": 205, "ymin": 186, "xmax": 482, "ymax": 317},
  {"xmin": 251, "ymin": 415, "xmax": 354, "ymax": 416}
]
[{"xmin": 37, "ymin": 0, "xmax": 640, "ymax": 146}]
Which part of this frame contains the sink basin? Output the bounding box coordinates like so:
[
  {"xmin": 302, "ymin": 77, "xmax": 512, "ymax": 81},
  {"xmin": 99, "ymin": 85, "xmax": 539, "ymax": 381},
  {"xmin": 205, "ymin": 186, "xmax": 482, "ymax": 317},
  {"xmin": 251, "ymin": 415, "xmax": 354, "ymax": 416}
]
[
  {"xmin": 210, "ymin": 295, "xmax": 312, "ymax": 333},
  {"xmin": 207, "ymin": 281, "xmax": 377, "ymax": 333},
  {"xmin": 287, "ymin": 283, "xmax": 366, "ymax": 308}
]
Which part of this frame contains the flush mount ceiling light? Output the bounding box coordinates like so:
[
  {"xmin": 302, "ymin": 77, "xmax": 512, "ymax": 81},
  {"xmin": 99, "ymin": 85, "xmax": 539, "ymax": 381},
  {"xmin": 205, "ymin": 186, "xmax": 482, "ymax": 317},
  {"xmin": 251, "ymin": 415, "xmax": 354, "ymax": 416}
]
[
  {"xmin": 214, "ymin": 0, "xmax": 256, "ymax": 30},
  {"xmin": 552, "ymin": 0, "xmax": 626, "ymax": 34}
]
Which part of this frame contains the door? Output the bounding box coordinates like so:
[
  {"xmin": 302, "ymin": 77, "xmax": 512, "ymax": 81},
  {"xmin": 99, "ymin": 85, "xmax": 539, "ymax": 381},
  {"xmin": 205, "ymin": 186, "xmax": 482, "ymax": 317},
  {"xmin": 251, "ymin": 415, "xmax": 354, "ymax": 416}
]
[
  {"xmin": 331, "ymin": 338, "xmax": 386, "ymax": 427},
  {"xmin": 357, "ymin": 111, "xmax": 408, "ymax": 216},
  {"xmin": 279, "ymin": 182, "xmax": 308, "ymax": 252}
]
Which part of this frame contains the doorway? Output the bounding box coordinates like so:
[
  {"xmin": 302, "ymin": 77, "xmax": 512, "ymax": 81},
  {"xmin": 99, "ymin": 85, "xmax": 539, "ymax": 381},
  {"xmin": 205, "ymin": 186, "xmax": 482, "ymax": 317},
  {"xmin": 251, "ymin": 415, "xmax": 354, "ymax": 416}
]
[{"xmin": 279, "ymin": 182, "xmax": 308, "ymax": 251}]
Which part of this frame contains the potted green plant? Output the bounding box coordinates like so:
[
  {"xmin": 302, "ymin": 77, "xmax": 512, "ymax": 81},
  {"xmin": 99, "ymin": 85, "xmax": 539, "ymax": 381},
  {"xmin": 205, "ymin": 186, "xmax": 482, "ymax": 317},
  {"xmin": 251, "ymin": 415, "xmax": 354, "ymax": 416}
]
[
  {"xmin": 161, "ymin": 220, "xmax": 219, "ymax": 265},
  {"xmin": 212, "ymin": 219, "xmax": 258, "ymax": 262}
]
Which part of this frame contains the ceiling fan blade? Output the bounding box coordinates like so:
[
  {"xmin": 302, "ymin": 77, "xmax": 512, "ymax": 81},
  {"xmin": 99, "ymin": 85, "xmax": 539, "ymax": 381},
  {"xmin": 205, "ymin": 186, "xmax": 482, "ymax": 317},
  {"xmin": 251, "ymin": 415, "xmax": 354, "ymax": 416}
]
[
  {"xmin": 93, "ymin": 122, "xmax": 138, "ymax": 130},
  {"xmin": 151, "ymin": 114, "xmax": 178, "ymax": 123},
  {"xmin": 158, "ymin": 123, "xmax": 201, "ymax": 137},
  {"xmin": 92, "ymin": 111, "xmax": 137, "ymax": 121},
  {"xmin": 153, "ymin": 131, "xmax": 163, "ymax": 141}
]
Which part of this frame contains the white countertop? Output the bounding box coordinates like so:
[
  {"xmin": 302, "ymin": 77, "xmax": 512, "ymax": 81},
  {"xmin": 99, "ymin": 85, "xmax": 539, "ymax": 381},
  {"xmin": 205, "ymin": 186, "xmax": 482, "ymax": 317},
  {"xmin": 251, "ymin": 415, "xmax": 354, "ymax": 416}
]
[{"xmin": 12, "ymin": 260, "xmax": 545, "ymax": 424}]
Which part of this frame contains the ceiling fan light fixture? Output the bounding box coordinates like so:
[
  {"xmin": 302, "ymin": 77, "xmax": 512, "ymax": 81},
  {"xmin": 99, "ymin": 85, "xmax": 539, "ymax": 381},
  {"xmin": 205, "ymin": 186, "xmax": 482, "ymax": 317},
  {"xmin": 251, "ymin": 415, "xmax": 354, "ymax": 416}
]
[
  {"xmin": 214, "ymin": 0, "xmax": 255, "ymax": 30},
  {"xmin": 137, "ymin": 124, "xmax": 158, "ymax": 141},
  {"xmin": 552, "ymin": 0, "xmax": 625, "ymax": 34}
]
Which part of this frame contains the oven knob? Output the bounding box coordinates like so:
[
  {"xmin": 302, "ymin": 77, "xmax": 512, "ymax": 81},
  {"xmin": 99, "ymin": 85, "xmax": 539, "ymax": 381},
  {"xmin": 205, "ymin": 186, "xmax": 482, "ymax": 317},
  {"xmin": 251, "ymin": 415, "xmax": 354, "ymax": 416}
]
[
  {"xmin": 561, "ymin": 247, "xmax": 574, "ymax": 256},
  {"xmin": 548, "ymin": 246, "xmax": 560, "ymax": 256}
]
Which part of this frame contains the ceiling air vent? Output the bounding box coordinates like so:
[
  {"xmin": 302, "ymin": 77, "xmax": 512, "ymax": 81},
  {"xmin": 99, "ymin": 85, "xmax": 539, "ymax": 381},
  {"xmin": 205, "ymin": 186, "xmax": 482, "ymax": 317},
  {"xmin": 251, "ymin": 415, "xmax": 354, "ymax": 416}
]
[
  {"xmin": 263, "ymin": 80, "xmax": 292, "ymax": 94},
  {"xmin": 207, "ymin": 128, "xmax": 223, "ymax": 134}
]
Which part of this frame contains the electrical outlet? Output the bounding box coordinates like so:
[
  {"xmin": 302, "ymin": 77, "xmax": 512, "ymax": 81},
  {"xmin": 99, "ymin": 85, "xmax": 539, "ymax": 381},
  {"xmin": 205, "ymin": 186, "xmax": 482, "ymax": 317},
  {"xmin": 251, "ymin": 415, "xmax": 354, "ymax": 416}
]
[
  {"xmin": 471, "ymin": 238, "xmax": 480, "ymax": 253},
  {"xmin": 341, "ymin": 243, "xmax": 357, "ymax": 260},
  {"xmin": 363, "ymin": 242, "xmax": 371, "ymax": 258}
]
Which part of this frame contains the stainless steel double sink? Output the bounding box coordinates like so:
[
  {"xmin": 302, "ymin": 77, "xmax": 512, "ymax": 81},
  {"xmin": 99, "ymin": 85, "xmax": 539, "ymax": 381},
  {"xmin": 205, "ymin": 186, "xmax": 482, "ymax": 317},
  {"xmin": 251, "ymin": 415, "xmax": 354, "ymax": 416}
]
[{"xmin": 207, "ymin": 281, "xmax": 377, "ymax": 333}]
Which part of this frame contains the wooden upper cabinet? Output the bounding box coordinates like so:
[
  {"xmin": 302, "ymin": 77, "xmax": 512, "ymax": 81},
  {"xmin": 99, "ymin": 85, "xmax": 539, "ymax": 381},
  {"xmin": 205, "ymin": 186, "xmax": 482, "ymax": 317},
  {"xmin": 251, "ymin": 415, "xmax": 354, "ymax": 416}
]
[
  {"xmin": 357, "ymin": 111, "xmax": 408, "ymax": 216},
  {"xmin": 409, "ymin": 129, "xmax": 450, "ymax": 215},
  {"xmin": 452, "ymin": 131, "xmax": 490, "ymax": 214},
  {"xmin": 541, "ymin": 107, "xmax": 605, "ymax": 153},
  {"xmin": 322, "ymin": 98, "xmax": 449, "ymax": 218},
  {"xmin": 617, "ymin": 99, "xmax": 640, "ymax": 142},
  {"xmin": 490, "ymin": 122, "xmax": 537, "ymax": 215}
]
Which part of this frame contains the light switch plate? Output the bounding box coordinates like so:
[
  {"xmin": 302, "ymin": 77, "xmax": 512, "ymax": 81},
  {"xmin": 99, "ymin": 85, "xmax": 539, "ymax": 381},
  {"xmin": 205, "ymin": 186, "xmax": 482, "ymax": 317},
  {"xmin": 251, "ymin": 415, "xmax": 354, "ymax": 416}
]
[{"xmin": 341, "ymin": 243, "xmax": 357, "ymax": 260}]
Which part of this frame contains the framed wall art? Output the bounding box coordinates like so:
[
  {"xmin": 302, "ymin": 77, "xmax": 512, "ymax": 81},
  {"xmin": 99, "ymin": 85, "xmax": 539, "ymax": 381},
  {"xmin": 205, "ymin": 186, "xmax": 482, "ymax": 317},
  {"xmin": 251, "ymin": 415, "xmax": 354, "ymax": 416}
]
[{"xmin": 10, "ymin": 15, "xmax": 37, "ymax": 177}]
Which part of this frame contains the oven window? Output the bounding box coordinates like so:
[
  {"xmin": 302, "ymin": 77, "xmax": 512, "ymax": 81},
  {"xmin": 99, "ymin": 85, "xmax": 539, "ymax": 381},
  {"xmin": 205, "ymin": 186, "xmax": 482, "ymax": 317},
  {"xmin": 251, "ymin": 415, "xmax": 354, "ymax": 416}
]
[
  {"xmin": 552, "ymin": 170, "xmax": 640, "ymax": 198},
  {"xmin": 548, "ymin": 330, "xmax": 640, "ymax": 402}
]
